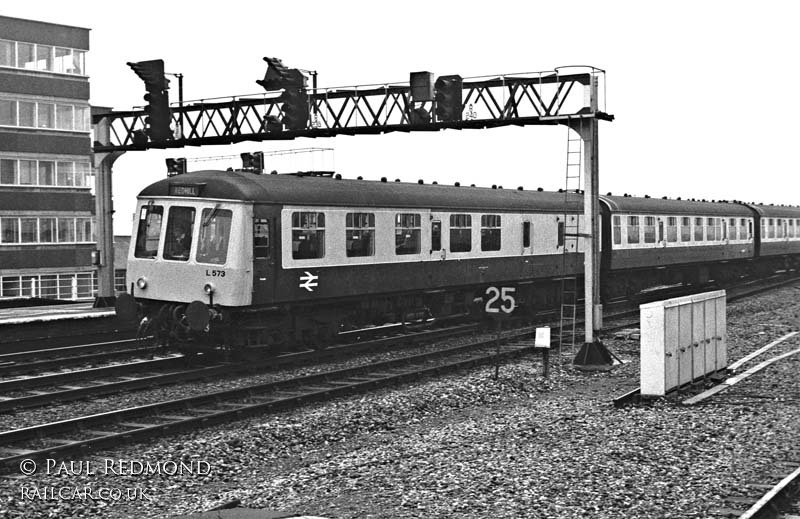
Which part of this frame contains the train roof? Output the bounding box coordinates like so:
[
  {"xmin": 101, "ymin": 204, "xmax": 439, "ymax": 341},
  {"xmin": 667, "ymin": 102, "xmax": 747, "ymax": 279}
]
[
  {"xmin": 140, "ymin": 170, "xmax": 584, "ymax": 213},
  {"xmin": 601, "ymin": 195, "xmax": 754, "ymax": 217},
  {"xmin": 748, "ymin": 204, "xmax": 800, "ymax": 218}
]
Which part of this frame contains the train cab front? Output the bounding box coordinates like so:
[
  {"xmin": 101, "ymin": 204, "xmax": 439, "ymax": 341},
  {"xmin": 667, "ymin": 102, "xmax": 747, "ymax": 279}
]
[{"xmin": 116, "ymin": 191, "xmax": 254, "ymax": 352}]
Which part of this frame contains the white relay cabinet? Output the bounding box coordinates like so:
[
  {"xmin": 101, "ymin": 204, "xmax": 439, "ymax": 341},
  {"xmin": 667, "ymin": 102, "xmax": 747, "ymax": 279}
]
[{"xmin": 640, "ymin": 290, "xmax": 727, "ymax": 396}]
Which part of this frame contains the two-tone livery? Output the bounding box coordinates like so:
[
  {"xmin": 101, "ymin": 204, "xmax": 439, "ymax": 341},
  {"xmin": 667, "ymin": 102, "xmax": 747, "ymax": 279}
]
[{"xmin": 114, "ymin": 170, "xmax": 800, "ymax": 352}]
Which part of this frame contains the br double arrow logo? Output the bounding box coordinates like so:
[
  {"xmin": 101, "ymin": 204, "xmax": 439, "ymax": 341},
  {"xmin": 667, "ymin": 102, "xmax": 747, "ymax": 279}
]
[{"xmin": 299, "ymin": 271, "xmax": 319, "ymax": 292}]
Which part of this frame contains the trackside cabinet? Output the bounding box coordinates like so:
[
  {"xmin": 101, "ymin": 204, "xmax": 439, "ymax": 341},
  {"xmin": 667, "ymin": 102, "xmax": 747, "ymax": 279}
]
[{"xmin": 640, "ymin": 290, "xmax": 727, "ymax": 396}]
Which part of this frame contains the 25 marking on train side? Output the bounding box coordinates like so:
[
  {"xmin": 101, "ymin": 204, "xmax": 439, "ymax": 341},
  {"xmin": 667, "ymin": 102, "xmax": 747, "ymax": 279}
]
[{"xmin": 205, "ymin": 269, "xmax": 226, "ymax": 277}]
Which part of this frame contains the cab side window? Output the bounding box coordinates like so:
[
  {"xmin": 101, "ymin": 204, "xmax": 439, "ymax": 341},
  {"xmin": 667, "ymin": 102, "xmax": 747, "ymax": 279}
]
[{"xmin": 253, "ymin": 218, "xmax": 270, "ymax": 259}]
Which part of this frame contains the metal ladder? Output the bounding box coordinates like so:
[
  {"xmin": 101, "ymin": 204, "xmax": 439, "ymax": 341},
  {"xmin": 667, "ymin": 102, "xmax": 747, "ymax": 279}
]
[{"xmin": 557, "ymin": 119, "xmax": 583, "ymax": 357}]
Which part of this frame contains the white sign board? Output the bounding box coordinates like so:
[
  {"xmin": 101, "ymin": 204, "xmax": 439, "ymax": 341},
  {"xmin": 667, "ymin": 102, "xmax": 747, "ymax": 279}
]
[{"xmin": 534, "ymin": 327, "xmax": 551, "ymax": 348}]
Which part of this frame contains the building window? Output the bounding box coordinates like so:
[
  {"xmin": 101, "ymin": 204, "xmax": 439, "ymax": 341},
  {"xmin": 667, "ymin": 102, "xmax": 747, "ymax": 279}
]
[
  {"xmin": 450, "ymin": 214, "xmax": 472, "ymax": 252},
  {"xmin": 0, "ymin": 159, "xmax": 16, "ymax": 184},
  {"xmin": 20, "ymin": 218, "xmax": 38, "ymax": 243},
  {"xmin": 0, "ymin": 99, "xmax": 15, "ymax": 125},
  {"xmin": 17, "ymin": 42, "xmax": 34, "ymax": 69},
  {"xmin": 1, "ymin": 218, "xmax": 20, "ymax": 243},
  {"xmin": 18, "ymin": 101, "xmax": 35, "ymax": 127},
  {"xmin": 163, "ymin": 207, "xmax": 196, "ymax": 261},
  {"xmin": 0, "ymin": 99, "xmax": 89, "ymax": 132},
  {"xmin": 480, "ymin": 214, "xmax": 501, "ymax": 251},
  {"xmin": 627, "ymin": 216, "xmax": 640, "ymax": 244},
  {"xmin": 395, "ymin": 213, "xmax": 421, "ymax": 255},
  {"xmin": 0, "ymin": 40, "xmax": 14, "ymax": 67},
  {"xmin": 292, "ymin": 212, "xmax": 325, "ymax": 260},
  {"xmin": 40, "ymin": 218, "xmax": 56, "ymax": 243},
  {"xmin": 36, "ymin": 45, "xmax": 52, "ymax": 71},
  {"xmin": 38, "ymin": 161, "xmax": 55, "ymax": 185},
  {"xmin": 346, "ymin": 212, "xmax": 375, "ymax": 257},
  {"xmin": 134, "ymin": 205, "xmax": 163, "ymax": 258}
]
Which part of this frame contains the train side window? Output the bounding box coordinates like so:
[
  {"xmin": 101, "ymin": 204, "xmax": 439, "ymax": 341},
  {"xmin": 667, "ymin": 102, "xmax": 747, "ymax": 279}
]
[
  {"xmin": 450, "ymin": 214, "xmax": 472, "ymax": 252},
  {"xmin": 163, "ymin": 206, "xmax": 196, "ymax": 261},
  {"xmin": 431, "ymin": 220, "xmax": 441, "ymax": 251},
  {"xmin": 680, "ymin": 217, "xmax": 691, "ymax": 242},
  {"xmin": 790, "ymin": 219, "xmax": 796, "ymax": 238},
  {"xmin": 643, "ymin": 216, "xmax": 656, "ymax": 243},
  {"xmin": 395, "ymin": 213, "xmax": 421, "ymax": 255},
  {"xmin": 196, "ymin": 208, "xmax": 233, "ymax": 265},
  {"xmin": 627, "ymin": 216, "xmax": 640, "ymax": 244},
  {"xmin": 739, "ymin": 218, "xmax": 748, "ymax": 239},
  {"xmin": 134, "ymin": 204, "xmax": 164, "ymax": 258},
  {"xmin": 666, "ymin": 217, "xmax": 678, "ymax": 242},
  {"xmin": 346, "ymin": 212, "xmax": 375, "ymax": 257},
  {"xmin": 776, "ymin": 218, "xmax": 784, "ymax": 238},
  {"xmin": 480, "ymin": 214, "xmax": 501, "ymax": 251},
  {"xmin": 612, "ymin": 216, "xmax": 621, "ymax": 245},
  {"xmin": 694, "ymin": 217, "xmax": 704, "ymax": 241},
  {"xmin": 728, "ymin": 218, "xmax": 737, "ymax": 240},
  {"xmin": 523, "ymin": 221, "xmax": 531, "ymax": 248},
  {"xmin": 292, "ymin": 212, "xmax": 325, "ymax": 260},
  {"xmin": 253, "ymin": 218, "xmax": 270, "ymax": 259},
  {"xmin": 768, "ymin": 218, "xmax": 775, "ymax": 238}
]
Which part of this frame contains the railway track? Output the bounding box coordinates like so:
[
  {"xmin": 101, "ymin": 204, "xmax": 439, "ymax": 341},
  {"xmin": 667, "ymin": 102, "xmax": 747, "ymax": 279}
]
[
  {"xmin": 0, "ymin": 329, "xmax": 540, "ymax": 473},
  {"xmin": 0, "ymin": 323, "xmax": 482, "ymax": 413}
]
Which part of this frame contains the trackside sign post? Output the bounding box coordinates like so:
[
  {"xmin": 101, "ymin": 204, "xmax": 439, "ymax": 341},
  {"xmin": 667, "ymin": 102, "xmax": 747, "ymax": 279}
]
[
  {"xmin": 535, "ymin": 327, "xmax": 551, "ymax": 378},
  {"xmin": 485, "ymin": 286, "xmax": 516, "ymax": 379}
]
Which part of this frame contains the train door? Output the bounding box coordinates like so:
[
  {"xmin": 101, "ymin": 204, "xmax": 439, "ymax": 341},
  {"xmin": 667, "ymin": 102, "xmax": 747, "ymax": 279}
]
[
  {"xmin": 430, "ymin": 213, "xmax": 446, "ymax": 260},
  {"xmin": 252, "ymin": 207, "xmax": 275, "ymax": 304},
  {"xmin": 522, "ymin": 218, "xmax": 532, "ymax": 255}
]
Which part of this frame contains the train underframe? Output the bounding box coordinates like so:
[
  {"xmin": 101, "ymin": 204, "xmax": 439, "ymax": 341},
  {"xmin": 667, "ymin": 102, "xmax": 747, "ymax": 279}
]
[{"xmin": 126, "ymin": 255, "xmax": 798, "ymax": 357}]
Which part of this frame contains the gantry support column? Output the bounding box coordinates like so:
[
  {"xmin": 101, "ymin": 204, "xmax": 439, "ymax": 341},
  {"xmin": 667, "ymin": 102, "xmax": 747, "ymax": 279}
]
[
  {"xmin": 572, "ymin": 75, "xmax": 614, "ymax": 370},
  {"xmin": 92, "ymin": 116, "xmax": 125, "ymax": 307}
]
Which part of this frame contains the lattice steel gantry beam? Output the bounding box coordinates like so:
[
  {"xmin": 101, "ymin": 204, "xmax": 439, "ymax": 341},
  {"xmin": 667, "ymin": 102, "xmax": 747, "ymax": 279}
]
[{"xmin": 92, "ymin": 69, "xmax": 612, "ymax": 152}]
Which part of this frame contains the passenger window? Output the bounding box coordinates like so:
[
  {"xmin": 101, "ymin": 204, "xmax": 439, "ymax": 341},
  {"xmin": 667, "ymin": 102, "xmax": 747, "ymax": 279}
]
[
  {"xmin": 253, "ymin": 218, "xmax": 270, "ymax": 259},
  {"xmin": 431, "ymin": 220, "xmax": 441, "ymax": 251},
  {"xmin": 292, "ymin": 212, "xmax": 325, "ymax": 260},
  {"xmin": 557, "ymin": 220, "xmax": 565, "ymax": 248},
  {"xmin": 612, "ymin": 216, "xmax": 621, "ymax": 245},
  {"xmin": 694, "ymin": 217, "xmax": 704, "ymax": 241},
  {"xmin": 196, "ymin": 208, "xmax": 232, "ymax": 265},
  {"xmin": 523, "ymin": 221, "xmax": 531, "ymax": 248},
  {"xmin": 728, "ymin": 218, "xmax": 737, "ymax": 240},
  {"xmin": 164, "ymin": 206, "xmax": 195, "ymax": 261},
  {"xmin": 643, "ymin": 216, "xmax": 656, "ymax": 243},
  {"xmin": 768, "ymin": 218, "xmax": 775, "ymax": 238},
  {"xmin": 450, "ymin": 214, "xmax": 471, "ymax": 252},
  {"xmin": 395, "ymin": 213, "xmax": 421, "ymax": 255},
  {"xmin": 681, "ymin": 217, "xmax": 691, "ymax": 242},
  {"xmin": 134, "ymin": 204, "xmax": 163, "ymax": 258},
  {"xmin": 666, "ymin": 217, "xmax": 678, "ymax": 242},
  {"xmin": 627, "ymin": 216, "xmax": 640, "ymax": 244},
  {"xmin": 480, "ymin": 214, "xmax": 501, "ymax": 251},
  {"xmin": 776, "ymin": 219, "xmax": 784, "ymax": 238},
  {"xmin": 346, "ymin": 212, "xmax": 375, "ymax": 257}
]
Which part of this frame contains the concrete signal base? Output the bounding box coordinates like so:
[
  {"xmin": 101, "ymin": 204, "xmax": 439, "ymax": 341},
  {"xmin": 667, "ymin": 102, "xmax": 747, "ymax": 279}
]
[{"xmin": 573, "ymin": 340, "xmax": 616, "ymax": 371}]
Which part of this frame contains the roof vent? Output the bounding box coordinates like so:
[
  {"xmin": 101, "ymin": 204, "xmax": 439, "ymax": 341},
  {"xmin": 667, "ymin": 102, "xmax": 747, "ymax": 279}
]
[
  {"xmin": 357, "ymin": 176, "xmax": 363, "ymax": 180},
  {"xmin": 432, "ymin": 181, "xmax": 438, "ymax": 185},
  {"xmin": 662, "ymin": 196, "xmax": 667, "ymax": 200},
  {"xmin": 606, "ymin": 192, "xmax": 612, "ymax": 196},
  {"xmin": 645, "ymin": 194, "xmax": 650, "ymax": 199},
  {"xmin": 492, "ymin": 185, "xmax": 497, "ymax": 189},
  {"xmin": 558, "ymin": 188, "xmax": 564, "ymax": 193},
  {"xmin": 395, "ymin": 179, "xmax": 400, "ymax": 182},
  {"xmin": 418, "ymin": 179, "xmax": 424, "ymax": 184},
  {"xmin": 381, "ymin": 177, "xmax": 387, "ymax": 182},
  {"xmin": 455, "ymin": 182, "xmax": 461, "ymax": 187},
  {"xmin": 537, "ymin": 187, "xmax": 543, "ymax": 192},
  {"xmin": 335, "ymin": 174, "xmax": 342, "ymax": 180},
  {"xmin": 517, "ymin": 186, "xmax": 523, "ymax": 191},
  {"xmin": 470, "ymin": 184, "xmax": 476, "ymax": 187}
]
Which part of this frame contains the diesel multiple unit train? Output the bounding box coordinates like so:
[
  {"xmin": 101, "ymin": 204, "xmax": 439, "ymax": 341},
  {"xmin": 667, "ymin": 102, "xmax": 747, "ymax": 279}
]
[{"xmin": 114, "ymin": 170, "xmax": 800, "ymax": 353}]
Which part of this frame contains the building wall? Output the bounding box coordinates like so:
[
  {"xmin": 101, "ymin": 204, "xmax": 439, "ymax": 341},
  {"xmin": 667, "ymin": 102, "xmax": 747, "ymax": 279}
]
[{"xmin": 0, "ymin": 15, "xmax": 95, "ymax": 300}]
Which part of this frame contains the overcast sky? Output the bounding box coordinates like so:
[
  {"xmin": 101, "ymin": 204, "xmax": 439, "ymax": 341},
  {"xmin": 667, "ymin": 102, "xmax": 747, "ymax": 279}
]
[{"xmin": 4, "ymin": 1, "xmax": 799, "ymax": 234}]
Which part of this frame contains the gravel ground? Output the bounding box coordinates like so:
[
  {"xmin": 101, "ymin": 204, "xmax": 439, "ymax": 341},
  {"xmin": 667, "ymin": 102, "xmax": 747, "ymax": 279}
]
[{"xmin": 1, "ymin": 285, "xmax": 799, "ymax": 519}]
